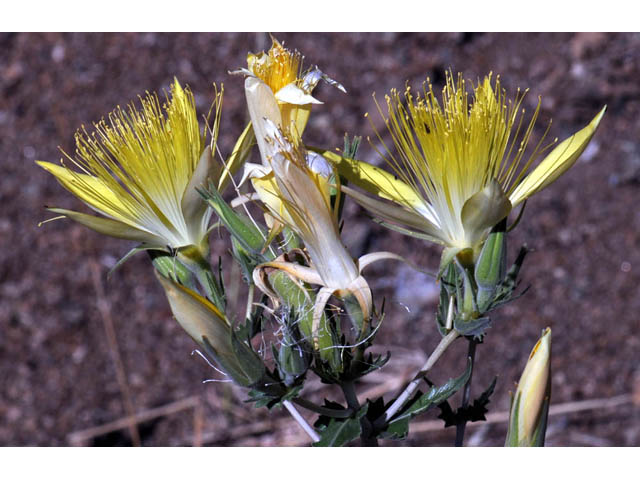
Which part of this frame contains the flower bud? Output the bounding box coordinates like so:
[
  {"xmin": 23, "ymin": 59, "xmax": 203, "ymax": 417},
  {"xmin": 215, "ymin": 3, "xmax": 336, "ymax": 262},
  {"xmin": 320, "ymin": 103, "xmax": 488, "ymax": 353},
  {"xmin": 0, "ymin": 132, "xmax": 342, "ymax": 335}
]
[
  {"xmin": 155, "ymin": 271, "xmax": 265, "ymax": 387},
  {"xmin": 506, "ymin": 327, "xmax": 552, "ymax": 447},
  {"xmin": 474, "ymin": 225, "xmax": 507, "ymax": 312}
]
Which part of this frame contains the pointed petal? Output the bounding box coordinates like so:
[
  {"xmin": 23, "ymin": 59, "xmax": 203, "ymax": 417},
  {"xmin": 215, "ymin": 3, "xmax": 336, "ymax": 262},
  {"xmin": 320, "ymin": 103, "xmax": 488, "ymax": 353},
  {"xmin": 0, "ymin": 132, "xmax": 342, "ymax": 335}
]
[
  {"xmin": 314, "ymin": 149, "xmax": 426, "ymax": 210},
  {"xmin": 461, "ymin": 180, "xmax": 512, "ymax": 247},
  {"xmin": 244, "ymin": 76, "xmax": 282, "ymax": 167},
  {"xmin": 218, "ymin": 122, "xmax": 256, "ymax": 193},
  {"xmin": 181, "ymin": 146, "xmax": 216, "ymax": 242},
  {"xmin": 342, "ymin": 185, "xmax": 447, "ymax": 242},
  {"xmin": 509, "ymin": 106, "xmax": 606, "ymax": 207},
  {"xmin": 275, "ymin": 83, "xmax": 323, "ymax": 105},
  {"xmin": 46, "ymin": 207, "xmax": 166, "ymax": 245},
  {"xmin": 357, "ymin": 251, "xmax": 407, "ymax": 272},
  {"xmin": 36, "ymin": 161, "xmax": 133, "ymax": 222}
]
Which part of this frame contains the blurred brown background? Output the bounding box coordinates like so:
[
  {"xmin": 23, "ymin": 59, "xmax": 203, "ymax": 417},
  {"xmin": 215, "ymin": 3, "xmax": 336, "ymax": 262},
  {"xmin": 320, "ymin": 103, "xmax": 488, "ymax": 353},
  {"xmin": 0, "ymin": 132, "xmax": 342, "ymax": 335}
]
[{"xmin": 1, "ymin": 32, "xmax": 639, "ymax": 446}]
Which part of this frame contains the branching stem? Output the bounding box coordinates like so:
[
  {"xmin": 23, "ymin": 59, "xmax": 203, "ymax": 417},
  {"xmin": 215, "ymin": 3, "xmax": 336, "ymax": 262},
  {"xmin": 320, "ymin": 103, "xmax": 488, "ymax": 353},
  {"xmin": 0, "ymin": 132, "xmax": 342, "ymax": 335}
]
[
  {"xmin": 383, "ymin": 329, "xmax": 460, "ymax": 422},
  {"xmin": 283, "ymin": 400, "xmax": 320, "ymax": 443}
]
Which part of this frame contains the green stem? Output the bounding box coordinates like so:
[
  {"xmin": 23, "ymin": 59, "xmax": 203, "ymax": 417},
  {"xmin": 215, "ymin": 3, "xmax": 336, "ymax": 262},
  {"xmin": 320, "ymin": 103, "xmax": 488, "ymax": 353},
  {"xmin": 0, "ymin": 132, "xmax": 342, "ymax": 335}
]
[
  {"xmin": 292, "ymin": 397, "xmax": 354, "ymax": 419},
  {"xmin": 455, "ymin": 338, "xmax": 477, "ymax": 447},
  {"xmin": 341, "ymin": 380, "xmax": 378, "ymax": 447}
]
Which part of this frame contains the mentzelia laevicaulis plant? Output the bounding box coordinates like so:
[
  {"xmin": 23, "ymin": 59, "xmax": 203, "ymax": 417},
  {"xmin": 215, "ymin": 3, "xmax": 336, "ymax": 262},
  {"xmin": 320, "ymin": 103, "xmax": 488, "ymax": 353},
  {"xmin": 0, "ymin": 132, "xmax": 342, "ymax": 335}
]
[{"xmin": 323, "ymin": 73, "xmax": 605, "ymax": 266}]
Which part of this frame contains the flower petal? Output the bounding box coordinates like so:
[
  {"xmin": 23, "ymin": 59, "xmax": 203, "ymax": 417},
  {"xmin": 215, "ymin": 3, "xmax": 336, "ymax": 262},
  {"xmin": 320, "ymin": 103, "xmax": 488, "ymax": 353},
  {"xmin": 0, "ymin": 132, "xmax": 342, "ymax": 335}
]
[
  {"xmin": 341, "ymin": 185, "xmax": 447, "ymax": 244},
  {"xmin": 315, "ymin": 149, "xmax": 427, "ymax": 212},
  {"xmin": 46, "ymin": 207, "xmax": 166, "ymax": 245},
  {"xmin": 180, "ymin": 145, "xmax": 216, "ymax": 244},
  {"xmin": 244, "ymin": 76, "xmax": 282, "ymax": 167},
  {"xmin": 36, "ymin": 161, "xmax": 134, "ymax": 223},
  {"xmin": 461, "ymin": 179, "xmax": 512, "ymax": 247},
  {"xmin": 509, "ymin": 106, "xmax": 606, "ymax": 206},
  {"xmin": 275, "ymin": 83, "xmax": 322, "ymax": 105},
  {"xmin": 218, "ymin": 122, "xmax": 255, "ymax": 193}
]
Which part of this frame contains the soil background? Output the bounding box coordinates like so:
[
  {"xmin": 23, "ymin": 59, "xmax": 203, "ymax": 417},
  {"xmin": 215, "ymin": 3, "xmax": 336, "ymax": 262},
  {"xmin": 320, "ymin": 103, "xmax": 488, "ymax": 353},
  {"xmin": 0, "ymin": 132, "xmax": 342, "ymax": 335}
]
[{"xmin": 1, "ymin": 32, "xmax": 639, "ymax": 446}]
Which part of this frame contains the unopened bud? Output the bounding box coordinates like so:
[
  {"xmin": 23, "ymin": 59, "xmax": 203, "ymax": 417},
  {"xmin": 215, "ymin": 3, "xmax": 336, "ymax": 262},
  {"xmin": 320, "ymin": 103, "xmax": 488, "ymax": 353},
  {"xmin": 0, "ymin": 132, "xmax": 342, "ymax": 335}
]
[
  {"xmin": 155, "ymin": 271, "xmax": 265, "ymax": 387},
  {"xmin": 506, "ymin": 327, "xmax": 552, "ymax": 447},
  {"xmin": 474, "ymin": 225, "xmax": 507, "ymax": 312}
]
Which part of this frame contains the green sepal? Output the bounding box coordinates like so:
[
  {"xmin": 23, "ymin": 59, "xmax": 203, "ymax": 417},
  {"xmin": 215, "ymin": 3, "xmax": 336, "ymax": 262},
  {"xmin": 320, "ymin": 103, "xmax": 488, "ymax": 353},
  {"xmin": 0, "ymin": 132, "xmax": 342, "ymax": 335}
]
[
  {"xmin": 474, "ymin": 222, "xmax": 508, "ymax": 312},
  {"xmin": 230, "ymin": 236, "xmax": 259, "ymax": 285},
  {"xmin": 150, "ymin": 251, "xmax": 195, "ymax": 289},
  {"xmin": 381, "ymin": 358, "xmax": 473, "ymax": 440},
  {"xmin": 275, "ymin": 325, "xmax": 311, "ymax": 387},
  {"xmin": 269, "ymin": 270, "xmax": 341, "ymax": 372},
  {"xmin": 313, "ymin": 404, "xmax": 368, "ymax": 447},
  {"xmin": 198, "ymin": 182, "xmax": 271, "ymax": 258},
  {"xmin": 108, "ymin": 244, "xmax": 159, "ymax": 279}
]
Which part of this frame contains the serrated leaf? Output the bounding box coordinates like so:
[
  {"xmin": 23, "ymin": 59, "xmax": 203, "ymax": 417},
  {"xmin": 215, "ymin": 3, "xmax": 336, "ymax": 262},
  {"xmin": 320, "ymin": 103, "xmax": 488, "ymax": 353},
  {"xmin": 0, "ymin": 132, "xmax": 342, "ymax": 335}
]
[
  {"xmin": 313, "ymin": 404, "xmax": 368, "ymax": 447},
  {"xmin": 383, "ymin": 359, "xmax": 472, "ymax": 439}
]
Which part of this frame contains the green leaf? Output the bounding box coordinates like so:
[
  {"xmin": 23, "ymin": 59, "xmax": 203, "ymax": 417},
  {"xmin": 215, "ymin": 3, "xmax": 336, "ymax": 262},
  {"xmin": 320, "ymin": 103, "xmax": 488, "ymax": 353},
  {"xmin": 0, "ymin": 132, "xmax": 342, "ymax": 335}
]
[
  {"xmin": 383, "ymin": 359, "xmax": 472, "ymax": 440},
  {"xmin": 313, "ymin": 404, "xmax": 368, "ymax": 447}
]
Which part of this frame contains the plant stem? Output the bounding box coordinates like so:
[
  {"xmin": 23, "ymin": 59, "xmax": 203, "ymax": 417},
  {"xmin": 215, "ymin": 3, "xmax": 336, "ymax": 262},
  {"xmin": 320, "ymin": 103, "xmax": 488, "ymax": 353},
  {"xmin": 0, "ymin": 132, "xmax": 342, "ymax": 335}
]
[
  {"xmin": 341, "ymin": 380, "xmax": 378, "ymax": 446},
  {"xmin": 292, "ymin": 397, "xmax": 354, "ymax": 419},
  {"xmin": 283, "ymin": 400, "xmax": 320, "ymax": 443},
  {"xmin": 383, "ymin": 330, "xmax": 460, "ymax": 422},
  {"xmin": 455, "ymin": 338, "xmax": 477, "ymax": 447},
  {"xmin": 244, "ymin": 282, "xmax": 255, "ymax": 321}
]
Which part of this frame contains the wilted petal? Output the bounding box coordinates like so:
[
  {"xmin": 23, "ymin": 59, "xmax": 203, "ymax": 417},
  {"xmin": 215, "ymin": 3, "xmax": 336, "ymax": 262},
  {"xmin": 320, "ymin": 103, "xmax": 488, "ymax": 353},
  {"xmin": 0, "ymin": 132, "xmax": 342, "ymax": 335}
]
[{"xmin": 245, "ymin": 76, "xmax": 282, "ymax": 166}]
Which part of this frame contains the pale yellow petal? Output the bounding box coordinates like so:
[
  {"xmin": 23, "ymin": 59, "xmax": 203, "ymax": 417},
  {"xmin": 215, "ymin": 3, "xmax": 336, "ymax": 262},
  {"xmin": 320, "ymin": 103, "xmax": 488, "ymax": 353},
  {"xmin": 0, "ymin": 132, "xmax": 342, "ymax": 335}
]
[
  {"xmin": 180, "ymin": 146, "xmax": 215, "ymax": 243},
  {"xmin": 509, "ymin": 106, "xmax": 606, "ymax": 206},
  {"xmin": 460, "ymin": 179, "xmax": 512, "ymax": 247},
  {"xmin": 218, "ymin": 122, "xmax": 255, "ymax": 193},
  {"xmin": 316, "ymin": 149, "xmax": 426, "ymax": 211},
  {"xmin": 275, "ymin": 83, "xmax": 323, "ymax": 105},
  {"xmin": 37, "ymin": 161, "xmax": 134, "ymax": 223},
  {"xmin": 341, "ymin": 185, "xmax": 447, "ymax": 244},
  {"xmin": 46, "ymin": 207, "xmax": 165, "ymax": 245}
]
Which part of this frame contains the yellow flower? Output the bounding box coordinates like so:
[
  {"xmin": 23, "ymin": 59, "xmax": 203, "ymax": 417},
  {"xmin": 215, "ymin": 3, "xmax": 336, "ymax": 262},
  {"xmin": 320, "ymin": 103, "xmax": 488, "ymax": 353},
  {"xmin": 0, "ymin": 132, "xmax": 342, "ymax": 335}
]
[
  {"xmin": 37, "ymin": 79, "xmax": 221, "ymax": 256},
  {"xmin": 323, "ymin": 73, "xmax": 605, "ymax": 260},
  {"xmin": 232, "ymin": 37, "xmax": 345, "ymax": 169},
  {"xmin": 506, "ymin": 327, "xmax": 552, "ymax": 446}
]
